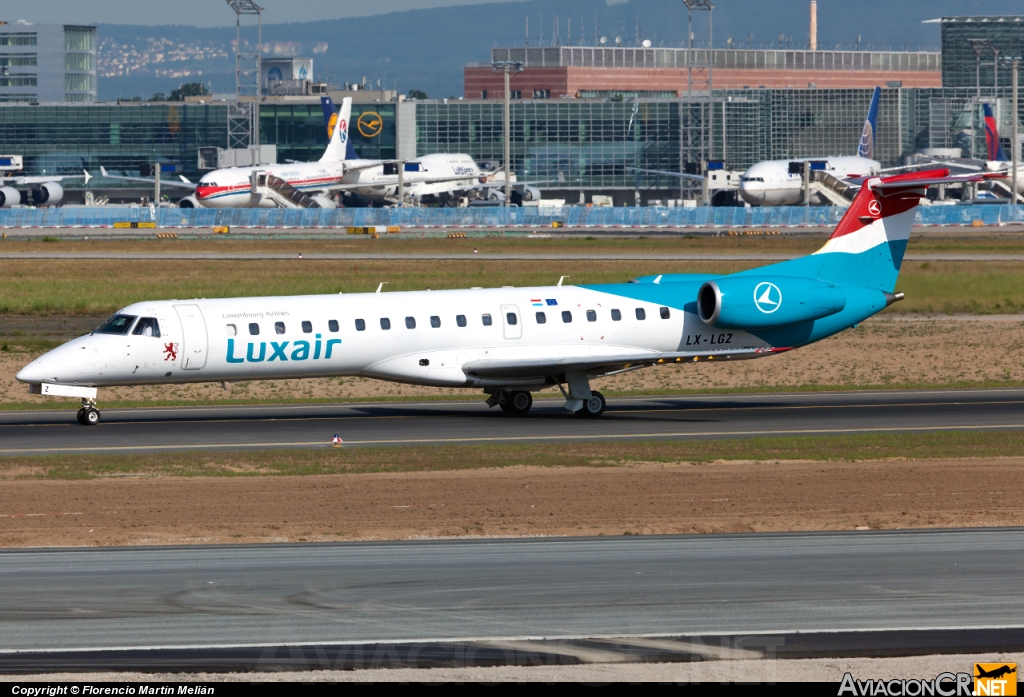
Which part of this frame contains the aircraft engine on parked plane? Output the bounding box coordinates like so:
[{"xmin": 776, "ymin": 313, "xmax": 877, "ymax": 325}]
[
  {"xmin": 0, "ymin": 186, "xmax": 21, "ymax": 208},
  {"xmin": 520, "ymin": 185, "xmax": 540, "ymax": 202},
  {"xmin": 30, "ymin": 182, "xmax": 63, "ymax": 206},
  {"xmin": 309, "ymin": 194, "xmax": 338, "ymax": 209},
  {"xmin": 697, "ymin": 276, "xmax": 847, "ymax": 330}
]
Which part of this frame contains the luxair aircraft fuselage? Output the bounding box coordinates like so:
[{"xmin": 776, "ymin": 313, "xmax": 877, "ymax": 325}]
[{"xmin": 18, "ymin": 169, "xmax": 982, "ymax": 425}]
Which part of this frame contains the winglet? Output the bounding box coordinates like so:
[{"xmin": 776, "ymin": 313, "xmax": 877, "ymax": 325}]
[
  {"xmin": 83, "ymin": 170, "xmax": 92, "ymax": 186},
  {"xmin": 99, "ymin": 166, "xmax": 109, "ymax": 178}
]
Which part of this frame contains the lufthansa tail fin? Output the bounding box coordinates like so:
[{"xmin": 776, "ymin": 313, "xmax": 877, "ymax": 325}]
[
  {"xmin": 857, "ymin": 86, "xmax": 881, "ymax": 160},
  {"xmin": 320, "ymin": 97, "xmax": 353, "ymax": 163},
  {"xmin": 983, "ymin": 104, "xmax": 1008, "ymax": 162}
]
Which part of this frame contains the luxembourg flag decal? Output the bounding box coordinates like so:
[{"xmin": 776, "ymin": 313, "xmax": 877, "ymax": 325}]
[{"xmin": 531, "ymin": 299, "xmax": 544, "ymax": 306}]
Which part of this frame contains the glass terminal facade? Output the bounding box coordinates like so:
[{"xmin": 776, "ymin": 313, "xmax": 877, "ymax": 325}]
[
  {"xmin": 940, "ymin": 16, "xmax": 1024, "ymax": 90},
  {"xmin": 0, "ymin": 103, "xmax": 227, "ymax": 180},
  {"xmin": 260, "ymin": 102, "xmax": 397, "ymax": 164},
  {"xmin": 0, "ymin": 87, "xmax": 1019, "ymax": 194},
  {"xmin": 415, "ymin": 87, "xmax": 1023, "ymax": 190}
]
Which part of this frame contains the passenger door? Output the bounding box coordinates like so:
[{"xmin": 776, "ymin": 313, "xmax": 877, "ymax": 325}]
[
  {"xmin": 501, "ymin": 304, "xmax": 522, "ymax": 340},
  {"xmin": 174, "ymin": 304, "xmax": 208, "ymax": 370}
]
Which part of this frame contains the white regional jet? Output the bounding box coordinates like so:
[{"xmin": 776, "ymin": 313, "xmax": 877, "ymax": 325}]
[{"xmin": 16, "ymin": 166, "xmax": 983, "ymax": 425}]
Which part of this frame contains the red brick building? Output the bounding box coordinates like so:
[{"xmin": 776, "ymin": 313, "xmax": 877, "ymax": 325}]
[{"xmin": 466, "ymin": 46, "xmax": 941, "ymax": 99}]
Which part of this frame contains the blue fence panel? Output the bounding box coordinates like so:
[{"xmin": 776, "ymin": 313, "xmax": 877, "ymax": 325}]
[{"xmin": 4, "ymin": 203, "xmax": 1024, "ymax": 230}]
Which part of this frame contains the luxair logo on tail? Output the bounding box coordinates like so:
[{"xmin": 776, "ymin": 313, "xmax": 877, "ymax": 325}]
[
  {"xmin": 226, "ymin": 334, "xmax": 341, "ymax": 364},
  {"xmin": 857, "ymin": 86, "xmax": 881, "ymax": 160}
]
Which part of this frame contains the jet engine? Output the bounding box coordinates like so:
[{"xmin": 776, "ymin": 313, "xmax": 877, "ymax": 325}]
[
  {"xmin": 0, "ymin": 186, "xmax": 21, "ymax": 208},
  {"xmin": 30, "ymin": 183, "xmax": 63, "ymax": 206},
  {"xmin": 519, "ymin": 185, "xmax": 540, "ymax": 202},
  {"xmin": 698, "ymin": 276, "xmax": 846, "ymax": 330},
  {"xmin": 309, "ymin": 194, "xmax": 338, "ymax": 209},
  {"xmin": 178, "ymin": 195, "xmax": 199, "ymax": 209}
]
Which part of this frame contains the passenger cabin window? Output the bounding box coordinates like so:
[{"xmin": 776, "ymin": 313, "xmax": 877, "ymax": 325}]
[
  {"xmin": 562, "ymin": 311, "xmax": 572, "ymax": 323},
  {"xmin": 586, "ymin": 310, "xmax": 597, "ymax": 322},
  {"xmin": 328, "ymin": 320, "xmax": 339, "ymax": 333},
  {"xmin": 536, "ymin": 311, "xmax": 546, "ymax": 324},
  {"xmin": 96, "ymin": 314, "xmax": 137, "ymax": 335},
  {"xmin": 380, "ymin": 318, "xmax": 391, "ymax": 330},
  {"xmin": 132, "ymin": 317, "xmax": 161, "ymax": 337},
  {"xmin": 430, "ymin": 316, "xmax": 441, "ymax": 328},
  {"xmin": 611, "ymin": 309, "xmax": 622, "ymax": 321},
  {"xmin": 506, "ymin": 312, "xmax": 518, "ymax": 326},
  {"xmin": 482, "ymin": 314, "xmax": 493, "ymax": 326},
  {"xmin": 355, "ymin": 319, "xmax": 366, "ymax": 332},
  {"xmin": 275, "ymin": 321, "xmax": 286, "ymax": 335},
  {"xmin": 301, "ymin": 321, "xmax": 312, "ymax": 334},
  {"xmin": 635, "ymin": 308, "xmax": 646, "ymax": 320},
  {"xmin": 660, "ymin": 307, "xmax": 671, "ymax": 320},
  {"xmin": 249, "ymin": 322, "xmax": 260, "ymax": 335},
  {"xmin": 226, "ymin": 324, "xmax": 237, "ymax": 337},
  {"xmin": 456, "ymin": 315, "xmax": 467, "ymax": 327},
  {"xmin": 406, "ymin": 317, "xmax": 416, "ymax": 329}
]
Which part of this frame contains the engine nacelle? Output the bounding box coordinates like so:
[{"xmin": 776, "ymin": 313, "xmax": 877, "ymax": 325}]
[
  {"xmin": 178, "ymin": 195, "xmax": 199, "ymax": 209},
  {"xmin": 698, "ymin": 276, "xmax": 846, "ymax": 330},
  {"xmin": 31, "ymin": 183, "xmax": 63, "ymax": 206},
  {"xmin": 518, "ymin": 185, "xmax": 540, "ymax": 202},
  {"xmin": 310, "ymin": 194, "xmax": 338, "ymax": 209},
  {"xmin": 0, "ymin": 186, "xmax": 21, "ymax": 208}
]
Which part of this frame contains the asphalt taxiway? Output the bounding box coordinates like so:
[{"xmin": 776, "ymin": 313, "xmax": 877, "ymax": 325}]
[
  {"xmin": 0, "ymin": 529, "xmax": 1022, "ymax": 671},
  {"xmin": 1, "ymin": 388, "xmax": 1023, "ymax": 455}
]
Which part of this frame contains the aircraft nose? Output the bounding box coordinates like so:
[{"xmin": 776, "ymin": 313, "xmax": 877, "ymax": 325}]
[
  {"xmin": 16, "ymin": 358, "xmax": 47, "ymax": 384},
  {"xmin": 738, "ymin": 180, "xmax": 764, "ymax": 205}
]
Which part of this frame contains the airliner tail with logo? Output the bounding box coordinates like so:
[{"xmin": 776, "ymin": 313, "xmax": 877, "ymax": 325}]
[{"xmin": 17, "ymin": 168, "xmax": 988, "ymax": 425}]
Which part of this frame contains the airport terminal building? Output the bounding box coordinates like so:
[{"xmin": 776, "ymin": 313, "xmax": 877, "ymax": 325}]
[{"xmin": 0, "ymin": 15, "xmax": 1021, "ymax": 203}]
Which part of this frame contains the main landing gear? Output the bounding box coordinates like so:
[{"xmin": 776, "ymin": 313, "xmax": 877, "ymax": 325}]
[
  {"xmin": 77, "ymin": 398, "xmax": 100, "ymax": 426},
  {"xmin": 487, "ymin": 389, "xmax": 534, "ymax": 415},
  {"xmin": 574, "ymin": 391, "xmax": 606, "ymax": 419},
  {"xmin": 486, "ymin": 373, "xmax": 609, "ymax": 418}
]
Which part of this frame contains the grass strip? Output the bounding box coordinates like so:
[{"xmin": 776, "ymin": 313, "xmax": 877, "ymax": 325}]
[
  {"xmin": 4, "ymin": 430, "xmax": 1022, "ymax": 480},
  {"xmin": 4, "ymin": 258, "xmax": 1024, "ymax": 315}
]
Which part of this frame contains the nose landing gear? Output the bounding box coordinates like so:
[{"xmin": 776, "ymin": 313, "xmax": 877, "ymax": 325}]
[{"xmin": 77, "ymin": 398, "xmax": 101, "ymax": 426}]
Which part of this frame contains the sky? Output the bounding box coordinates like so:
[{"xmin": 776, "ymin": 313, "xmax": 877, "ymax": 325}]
[{"xmin": 0, "ymin": 0, "xmax": 555, "ymax": 27}]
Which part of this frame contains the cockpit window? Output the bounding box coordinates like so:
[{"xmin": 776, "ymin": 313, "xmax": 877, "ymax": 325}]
[
  {"xmin": 96, "ymin": 314, "xmax": 137, "ymax": 335},
  {"xmin": 132, "ymin": 317, "xmax": 161, "ymax": 337}
]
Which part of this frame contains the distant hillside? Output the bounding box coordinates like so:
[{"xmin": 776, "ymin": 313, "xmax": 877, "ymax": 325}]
[{"xmin": 96, "ymin": 0, "xmax": 1022, "ymax": 101}]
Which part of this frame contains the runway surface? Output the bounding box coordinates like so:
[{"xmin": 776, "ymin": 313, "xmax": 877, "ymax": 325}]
[
  {"xmin": 1, "ymin": 529, "xmax": 1022, "ymax": 657},
  {"xmin": 1, "ymin": 252, "xmax": 1021, "ymax": 261},
  {"xmin": 1, "ymin": 388, "xmax": 1023, "ymax": 455}
]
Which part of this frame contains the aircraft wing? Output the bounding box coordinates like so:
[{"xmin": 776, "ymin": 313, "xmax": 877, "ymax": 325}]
[
  {"xmin": 2, "ymin": 171, "xmax": 92, "ymax": 186},
  {"xmin": 461, "ymin": 347, "xmax": 786, "ymax": 381},
  {"xmin": 96, "ymin": 167, "xmax": 197, "ymax": 190},
  {"xmin": 625, "ymin": 167, "xmax": 705, "ymax": 182}
]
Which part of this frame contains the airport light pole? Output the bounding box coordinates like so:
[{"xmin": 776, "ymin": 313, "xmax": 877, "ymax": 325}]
[
  {"xmin": 492, "ymin": 61, "xmax": 523, "ymax": 207},
  {"xmin": 1013, "ymin": 58, "xmax": 1019, "ymax": 205}
]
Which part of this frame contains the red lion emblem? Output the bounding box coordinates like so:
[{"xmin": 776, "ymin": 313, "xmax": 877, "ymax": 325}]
[{"xmin": 163, "ymin": 343, "xmax": 179, "ymax": 361}]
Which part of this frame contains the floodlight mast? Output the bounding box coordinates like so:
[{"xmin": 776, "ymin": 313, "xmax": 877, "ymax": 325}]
[
  {"xmin": 681, "ymin": 0, "xmax": 714, "ymax": 204},
  {"xmin": 227, "ymin": 0, "xmax": 263, "ymax": 149},
  {"xmin": 492, "ymin": 60, "xmax": 524, "ymax": 207}
]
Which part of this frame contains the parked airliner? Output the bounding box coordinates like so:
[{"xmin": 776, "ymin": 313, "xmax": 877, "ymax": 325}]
[
  {"xmin": 738, "ymin": 86, "xmax": 882, "ymax": 206},
  {"xmin": 17, "ymin": 168, "xmax": 985, "ymax": 425}
]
